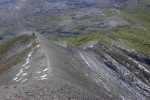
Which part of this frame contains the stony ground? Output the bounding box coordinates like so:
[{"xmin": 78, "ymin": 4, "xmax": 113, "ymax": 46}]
[
  {"xmin": 0, "ymin": 34, "xmax": 149, "ymax": 100},
  {"xmin": 0, "ymin": 37, "xmax": 101, "ymax": 100}
]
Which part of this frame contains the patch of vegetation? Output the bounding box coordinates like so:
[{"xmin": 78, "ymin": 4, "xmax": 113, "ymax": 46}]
[
  {"xmin": 112, "ymin": 28, "xmax": 150, "ymax": 55},
  {"xmin": 58, "ymin": 26, "xmax": 150, "ymax": 55},
  {"xmin": 62, "ymin": 14, "xmax": 72, "ymax": 21},
  {"xmin": 0, "ymin": 35, "xmax": 33, "ymax": 57},
  {"xmin": 114, "ymin": 8, "xmax": 150, "ymax": 55},
  {"xmin": 57, "ymin": 31, "xmax": 107, "ymax": 46}
]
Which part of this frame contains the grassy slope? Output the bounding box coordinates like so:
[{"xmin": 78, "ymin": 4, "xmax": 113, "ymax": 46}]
[
  {"xmin": 57, "ymin": 7, "xmax": 150, "ymax": 55},
  {"xmin": 0, "ymin": 35, "xmax": 35, "ymax": 74},
  {"xmin": 115, "ymin": 7, "xmax": 150, "ymax": 54},
  {"xmin": 0, "ymin": 35, "xmax": 33, "ymax": 56}
]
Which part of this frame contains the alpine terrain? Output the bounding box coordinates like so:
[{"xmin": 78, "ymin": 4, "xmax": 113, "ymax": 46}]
[{"xmin": 0, "ymin": 0, "xmax": 150, "ymax": 100}]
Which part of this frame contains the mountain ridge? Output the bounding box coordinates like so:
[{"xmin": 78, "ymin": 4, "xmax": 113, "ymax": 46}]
[{"xmin": 0, "ymin": 0, "xmax": 150, "ymax": 100}]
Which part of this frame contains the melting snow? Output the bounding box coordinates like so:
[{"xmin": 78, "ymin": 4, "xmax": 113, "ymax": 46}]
[
  {"xmin": 28, "ymin": 52, "xmax": 32, "ymax": 58},
  {"xmin": 20, "ymin": 79, "xmax": 28, "ymax": 83},
  {"xmin": 22, "ymin": 63, "xmax": 27, "ymax": 67},
  {"xmin": 40, "ymin": 75, "xmax": 47, "ymax": 78},
  {"xmin": 15, "ymin": 50, "xmax": 32, "ymax": 81},
  {"xmin": 37, "ymin": 45, "xmax": 40, "ymax": 48},
  {"xmin": 16, "ymin": 69, "xmax": 23, "ymax": 76},
  {"xmin": 22, "ymin": 73, "xmax": 28, "ymax": 76},
  {"xmin": 13, "ymin": 77, "xmax": 18, "ymax": 81},
  {"xmin": 25, "ymin": 65, "xmax": 30, "ymax": 69},
  {"xmin": 16, "ymin": 78, "xmax": 22, "ymax": 82},
  {"xmin": 43, "ymin": 68, "xmax": 48, "ymax": 72}
]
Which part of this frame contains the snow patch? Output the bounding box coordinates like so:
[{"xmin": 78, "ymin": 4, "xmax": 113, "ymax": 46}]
[
  {"xmin": 28, "ymin": 52, "xmax": 32, "ymax": 58},
  {"xmin": 43, "ymin": 68, "xmax": 48, "ymax": 72},
  {"xmin": 16, "ymin": 78, "xmax": 22, "ymax": 82},
  {"xmin": 25, "ymin": 65, "xmax": 30, "ymax": 69},
  {"xmin": 37, "ymin": 44, "xmax": 40, "ymax": 48},
  {"xmin": 40, "ymin": 75, "xmax": 47, "ymax": 78},
  {"xmin": 22, "ymin": 73, "xmax": 28, "ymax": 76},
  {"xmin": 13, "ymin": 77, "xmax": 18, "ymax": 81},
  {"xmin": 20, "ymin": 79, "xmax": 28, "ymax": 83},
  {"xmin": 16, "ymin": 69, "xmax": 23, "ymax": 76}
]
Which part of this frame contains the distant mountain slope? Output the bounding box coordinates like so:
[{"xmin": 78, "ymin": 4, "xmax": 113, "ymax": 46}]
[
  {"xmin": 0, "ymin": 0, "xmax": 149, "ymax": 54},
  {"xmin": 0, "ymin": 0, "xmax": 138, "ymax": 37}
]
